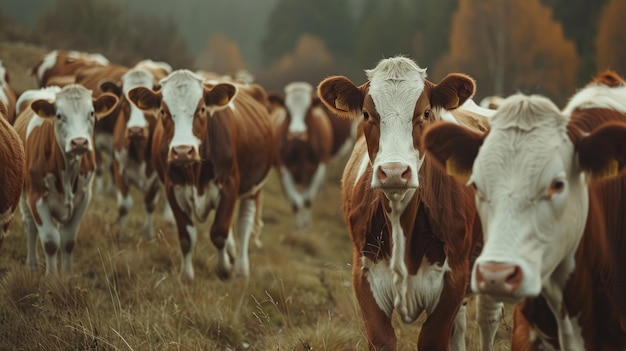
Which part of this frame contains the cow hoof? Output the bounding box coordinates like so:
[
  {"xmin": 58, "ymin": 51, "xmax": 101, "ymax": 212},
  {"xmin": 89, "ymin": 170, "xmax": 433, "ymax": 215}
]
[{"xmin": 216, "ymin": 266, "xmax": 232, "ymax": 281}]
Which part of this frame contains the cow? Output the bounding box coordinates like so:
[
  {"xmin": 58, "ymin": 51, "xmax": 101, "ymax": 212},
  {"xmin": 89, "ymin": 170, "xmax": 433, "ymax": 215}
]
[
  {"xmin": 479, "ymin": 95, "xmax": 504, "ymax": 110},
  {"xmin": 317, "ymin": 56, "xmax": 501, "ymax": 351},
  {"xmin": 0, "ymin": 60, "xmax": 18, "ymax": 124},
  {"xmin": 0, "ymin": 100, "xmax": 25, "ymax": 250},
  {"xmin": 267, "ymin": 81, "xmax": 353, "ymax": 229},
  {"xmin": 74, "ymin": 64, "xmax": 130, "ymax": 195},
  {"xmin": 126, "ymin": 69, "xmax": 275, "ymax": 281},
  {"xmin": 14, "ymin": 84, "xmax": 118, "ymax": 275},
  {"xmin": 31, "ymin": 50, "xmax": 110, "ymax": 88},
  {"xmin": 99, "ymin": 67, "xmax": 163, "ymax": 239},
  {"xmin": 423, "ymin": 74, "xmax": 626, "ymax": 349}
]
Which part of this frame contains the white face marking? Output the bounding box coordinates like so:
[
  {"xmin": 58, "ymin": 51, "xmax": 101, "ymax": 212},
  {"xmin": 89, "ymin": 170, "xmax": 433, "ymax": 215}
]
[
  {"xmin": 366, "ymin": 57, "xmax": 425, "ymax": 192},
  {"xmin": 284, "ymin": 82, "xmax": 313, "ymax": 134},
  {"xmin": 122, "ymin": 69, "xmax": 154, "ymax": 130},
  {"xmin": 67, "ymin": 51, "xmax": 109, "ymax": 65},
  {"xmin": 52, "ymin": 86, "xmax": 97, "ymax": 153},
  {"xmin": 470, "ymin": 95, "xmax": 589, "ymax": 299},
  {"xmin": 160, "ymin": 70, "xmax": 204, "ymax": 154}
]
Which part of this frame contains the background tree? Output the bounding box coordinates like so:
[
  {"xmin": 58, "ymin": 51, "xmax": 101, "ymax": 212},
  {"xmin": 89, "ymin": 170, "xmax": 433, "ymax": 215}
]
[
  {"xmin": 595, "ymin": 0, "xmax": 626, "ymax": 76},
  {"xmin": 34, "ymin": 0, "xmax": 191, "ymax": 68},
  {"xmin": 540, "ymin": 0, "xmax": 607, "ymax": 84},
  {"xmin": 194, "ymin": 33, "xmax": 246, "ymax": 75},
  {"xmin": 260, "ymin": 0, "xmax": 355, "ymax": 65},
  {"xmin": 255, "ymin": 34, "xmax": 344, "ymax": 92},
  {"xmin": 435, "ymin": 0, "xmax": 578, "ymax": 105}
]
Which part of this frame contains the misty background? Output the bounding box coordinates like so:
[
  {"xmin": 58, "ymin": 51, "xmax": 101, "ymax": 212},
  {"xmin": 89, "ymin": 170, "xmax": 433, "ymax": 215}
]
[{"xmin": 1, "ymin": 0, "xmax": 624, "ymax": 104}]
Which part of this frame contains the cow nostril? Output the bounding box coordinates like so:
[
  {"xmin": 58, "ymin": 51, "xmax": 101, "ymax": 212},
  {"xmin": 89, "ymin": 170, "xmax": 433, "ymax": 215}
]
[
  {"xmin": 376, "ymin": 167, "xmax": 387, "ymax": 181},
  {"xmin": 401, "ymin": 167, "xmax": 411, "ymax": 180},
  {"xmin": 71, "ymin": 138, "xmax": 88, "ymax": 149}
]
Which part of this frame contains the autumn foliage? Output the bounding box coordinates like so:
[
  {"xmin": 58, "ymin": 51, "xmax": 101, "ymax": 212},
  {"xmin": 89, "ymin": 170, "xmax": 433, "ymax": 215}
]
[
  {"xmin": 595, "ymin": 0, "xmax": 626, "ymax": 76},
  {"xmin": 434, "ymin": 0, "xmax": 579, "ymax": 105}
]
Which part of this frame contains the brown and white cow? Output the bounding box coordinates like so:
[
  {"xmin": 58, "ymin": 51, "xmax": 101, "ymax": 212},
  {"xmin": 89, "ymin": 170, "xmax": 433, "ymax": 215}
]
[
  {"xmin": 318, "ymin": 56, "xmax": 501, "ymax": 350},
  {"xmin": 14, "ymin": 85, "xmax": 117, "ymax": 275},
  {"xmin": 99, "ymin": 67, "xmax": 163, "ymax": 239},
  {"xmin": 424, "ymin": 76, "xmax": 626, "ymax": 349},
  {"xmin": 0, "ymin": 60, "xmax": 18, "ymax": 124},
  {"xmin": 0, "ymin": 100, "xmax": 25, "ymax": 250},
  {"xmin": 74, "ymin": 64, "xmax": 130, "ymax": 194},
  {"xmin": 268, "ymin": 81, "xmax": 353, "ymax": 229},
  {"xmin": 127, "ymin": 70, "xmax": 275, "ymax": 281},
  {"xmin": 31, "ymin": 50, "xmax": 110, "ymax": 88}
]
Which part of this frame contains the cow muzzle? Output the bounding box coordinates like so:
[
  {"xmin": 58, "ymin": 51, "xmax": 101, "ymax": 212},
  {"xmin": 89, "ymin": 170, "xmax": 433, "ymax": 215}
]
[
  {"xmin": 168, "ymin": 145, "xmax": 199, "ymax": 165},
  {"xmin": 474, "ymin": 262, "xmax": 523, "ymax": 299},
  {"xmin": 375, "ymin": 162, "xmax": 412, "ymax": 188},
  {"xmin": 70, "ymin": 137, "xmax": 90, "ymax": 154},
  {"xmin": 127, "ymin": 126, "xmax": 146, "ymax": 139},
  {"xmin": 287, "ymin": 131, "xmax": 307, "ymax": 141}
]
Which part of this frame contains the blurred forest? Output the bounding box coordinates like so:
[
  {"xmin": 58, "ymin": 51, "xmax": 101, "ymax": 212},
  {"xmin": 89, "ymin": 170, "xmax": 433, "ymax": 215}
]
[{"xmin": 1, "ymin": 0, "xmax": 623, "ymax": 104}]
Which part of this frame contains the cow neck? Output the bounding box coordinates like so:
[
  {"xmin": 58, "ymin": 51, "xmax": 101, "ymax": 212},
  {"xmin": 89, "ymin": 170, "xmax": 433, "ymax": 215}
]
[
  {"xmin": 53, "ymin": 137, "xmax": 91, "ymax": 205},
  {"xmin": 558, "ymin": 186, "xmax": 626, "ymax": 349}
]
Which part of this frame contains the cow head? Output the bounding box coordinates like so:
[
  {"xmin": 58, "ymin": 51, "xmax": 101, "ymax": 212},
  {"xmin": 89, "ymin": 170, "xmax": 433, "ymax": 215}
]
[
  {"xmin": 318, "ymin": 56, "xmax": 475, "ymax": 202},
  {"xmin": 127, "ymin": 69, "xmax": 237, "ymax": 165},
  {"xmin": 424, "ymin": 94, "xmax": 626, "ymax": 302},
  {"xmin": 101, "ymin": 68, "xmax": 158, "ymax": 140},
  {"xmin": 31, "ymin": 84, "xmax": 118, "ymax": 155},
  {"xmin": 283, "ymin": 82, "xmax": 314, "ymax": 141}
]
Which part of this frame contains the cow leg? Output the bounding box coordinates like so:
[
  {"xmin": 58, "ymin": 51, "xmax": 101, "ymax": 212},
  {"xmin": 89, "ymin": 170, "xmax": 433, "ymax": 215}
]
[
  {"xmin": 353, "ymin": 263, "xmax": 396, "ymax": 350},
  {"xmin": 299, "ymin": 163, "xmax": 327, "ymax": 229},
  {"xmin": 251, "ymin": 191, "xmax": 264, "ymax": 248},
  {"xmin": 232, "ymin": 194, "xmax": 258, "ymax": 278},
  {"xmin": 476, "ymin": 294, "xmax": 503, "ymax": 351},
  {"xmin": 278, "ymin": 167, "xmax": 305, "ymax": 226},
  {"xmin": 32, "ymin": 198, "xmax": 61, "ymax": 275},
  {"xmin": 167, "ymin": 187, "xmax": 197, "ymax": 282},
  {"xmin": 114, "ymin": 160, "xmax": 132, "ymax": 238},
  {"xmin": 142, "ymin": 181, "xmax": 160, "ymax": 240},
  {"xmin": 20, "ymin": 196, "xmax": 40, "ymax": 271},
  {"xmin": 94, "ymin": 149, "xmax": 105, "ymax": 194},
  {"xmin": 212, "ymin": 179, "xmax": 238, "ymax": 280},
  {"xmin": 450, "ymin": 300, "xmax": 467, "ymax": 351},
  {"xmin": 418, "ymin": 275, "xmax": 466, "ymax": 351},
  {"xmin": 59, "ymin": 189, "xmax": 91, "ymax": 273}
]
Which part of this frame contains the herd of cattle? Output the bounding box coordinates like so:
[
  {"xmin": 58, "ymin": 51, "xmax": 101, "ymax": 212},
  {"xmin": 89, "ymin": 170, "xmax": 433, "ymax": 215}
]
[{"xmin": 1, "ymin": 51, "xmax": 625, "ymax": 350}]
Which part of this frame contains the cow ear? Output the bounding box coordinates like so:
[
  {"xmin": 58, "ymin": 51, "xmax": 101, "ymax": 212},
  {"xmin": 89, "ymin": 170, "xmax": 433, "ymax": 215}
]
[
  {"xmin": 576, "ymin": 122, "xmax": 626, "ymax": 180},
  {"xmin": 317, "ymin": 76, "xmax": 364, "ymax": 119},
  {"xmin": 31, "ymin": 99, "xmax": 56, "ymax": 119},
  {"xmin": 127, "ymin": 86, "xmax": 161, "ymax": 111},
  {"xmin": 423, "ymin": 122, "xmax": 485, "ymax": 183},
  {"xmin": 204, "ymin": 83, "xmax": 237, "ymax": 114},
  {"xmin": 99, "ymin": 79, "xmax": 122, "ymax": 97},
  {"xmin": 93, "ymin": 93, "xmax": 119, "ymax": 120},
  {"xmin": 431, "ymin": 74, "xmax": 476, "ymax": 110}
]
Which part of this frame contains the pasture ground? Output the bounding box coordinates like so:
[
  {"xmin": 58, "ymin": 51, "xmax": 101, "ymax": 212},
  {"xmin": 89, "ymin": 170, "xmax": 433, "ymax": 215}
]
[{"xmin": 0, "ymin": 41, "xmax": 514, "ymax": 350}]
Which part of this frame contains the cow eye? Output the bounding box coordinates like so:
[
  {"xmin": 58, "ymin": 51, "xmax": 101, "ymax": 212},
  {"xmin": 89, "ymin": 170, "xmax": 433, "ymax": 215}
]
[
  {"xmin": 363, "ymin": 111, "xmax": 369, "ymax": 121},
  {"xmin": 201, "ymin": 106, "xmax": 206, "ymax": 114},
  {"xmin": 547, "ymin": 178, "xmax": 566, "ymax": 198},
  {"xmin": 56, "ymin": 113, "xmax": 63, "ymax": 120},
  {"xmin": 424, "ymin": 109, "xmax": 431, "ymax": 119},
  {"xmin": 89, "ymin": 111, "xmax": 95, "ymax": 118}
]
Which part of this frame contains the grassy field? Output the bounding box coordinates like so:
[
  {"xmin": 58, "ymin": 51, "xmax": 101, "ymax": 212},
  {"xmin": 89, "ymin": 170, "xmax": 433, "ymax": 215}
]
[{"xmin": 0, "ymin": 41, "xmax": 513, "ymax": 350}]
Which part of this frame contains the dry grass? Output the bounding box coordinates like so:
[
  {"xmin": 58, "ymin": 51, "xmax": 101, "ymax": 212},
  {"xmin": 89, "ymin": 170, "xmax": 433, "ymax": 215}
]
[{"xmin": 0, "ymin": 41, "xmax": 514, "ymax": 350}]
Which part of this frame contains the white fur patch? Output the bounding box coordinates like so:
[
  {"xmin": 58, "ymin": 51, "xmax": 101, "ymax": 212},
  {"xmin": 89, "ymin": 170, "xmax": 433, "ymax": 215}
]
[{"xmin": 563, "ymin": 84, "xmax": 626, "ymax": 116}]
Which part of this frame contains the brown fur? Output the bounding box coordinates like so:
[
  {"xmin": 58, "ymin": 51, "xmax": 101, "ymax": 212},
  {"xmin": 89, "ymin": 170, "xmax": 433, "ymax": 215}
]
[
  {"xmin": 147, "ymin": 82, "xmax": 275, "ymax": 275},
  {"xmin": 13, "ymin": 97, "xmax": 98, "ymax": 225},
  {"xmin": 31, "ymin": 50, "xmax": 106, "ymax": 88},
  {"xmin": 320, "ymin": 71, "xmax": 488, "ymax": 350},
  {"xmin": 1, "ymin": 73, "xmax": 18, "ymax": 125},
  {"xmin": 423, "ymin": 73, "xmax": 626, "ymax": 349},
  {"xmin": 0, "ymin": 101, "xmax": 25, "ymax": 248}
]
